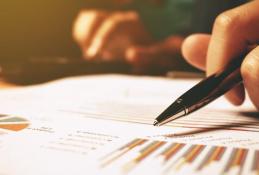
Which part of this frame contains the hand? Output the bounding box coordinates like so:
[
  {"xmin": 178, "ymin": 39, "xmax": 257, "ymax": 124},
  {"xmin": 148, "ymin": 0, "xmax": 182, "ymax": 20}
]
[
  {"xmin": 182, "ymin": 1, "xmax": 259, "ymax": 109},
  {"xmin": 73, "ymin": 10, "xmax": 152, "ymax": 61},
  {"xmin": 126, "ymin": 36, "xmax": 184, "ymax": 74},
  {"xmin": 73, "ymin": 10, "xmax": 185, "ymax": 74}
]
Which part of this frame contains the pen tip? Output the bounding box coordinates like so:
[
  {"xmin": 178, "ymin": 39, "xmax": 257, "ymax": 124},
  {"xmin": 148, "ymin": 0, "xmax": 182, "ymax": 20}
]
[{"xmin": 153, "ymin": 120, "xmax": 160, "ymax": 126}]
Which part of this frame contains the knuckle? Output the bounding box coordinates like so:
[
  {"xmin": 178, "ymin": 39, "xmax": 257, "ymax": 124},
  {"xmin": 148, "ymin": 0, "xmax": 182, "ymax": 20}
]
[
  {"xmin": 73, "ymin": 10, "xmax": 100, "ymax": 42},
  {"xmin": 77, "ymin": 10, "xmax": 107, "ymax": 22},
  {"xmin": 110, "ymin": 11, "xmax": 139, "ymax": 22},
  {"xmin": 78, "ymin": 10, "xmax": 98, "ymax": 17},
  {"xmin": 106, "ymin": 14, "xmax": 126, "ymax": 29},
  {"xmin": 124, "ymin": 11, "xmax": 139, "ymax": 20},
  {"xmin": 109, "ymin": 13, "xmax": 125, "ymax": 23},
  {"xmin": 77, "ymin": 10, "xmax": 86, "ymax": 18},
  {"xmin": 241, "ymin": 62, "xmax": 252, "ymax": 81},
  {"xmin": 214, "ymin": 11, "xmax": 240, "ymax": 32},
  {"xmin": 104, "ymin": 17, "xmax": 118, "ymax": 29},
  {"xmin": 77, "ymin": 11, "xmax": 89, "ymax": 20},
  {"xmin": 75, "ymin": 11, "xmax": 95, "ymax": 27}
]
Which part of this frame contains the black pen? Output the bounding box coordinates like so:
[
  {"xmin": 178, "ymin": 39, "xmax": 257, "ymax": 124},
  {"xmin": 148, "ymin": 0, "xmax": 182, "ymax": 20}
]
[{"xmin": 153, "ymin": 55, "xmax": 244, "ymax": 126}]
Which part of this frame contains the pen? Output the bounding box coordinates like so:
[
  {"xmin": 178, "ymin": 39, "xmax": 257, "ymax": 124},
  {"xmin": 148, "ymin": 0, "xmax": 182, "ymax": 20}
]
[{"xmin": 153, "ymin": 55, "xmax": 244, "ymax": 126}]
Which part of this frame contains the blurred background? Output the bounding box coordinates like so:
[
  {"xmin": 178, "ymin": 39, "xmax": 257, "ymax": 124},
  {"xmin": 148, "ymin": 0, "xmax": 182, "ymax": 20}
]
[
  {"xmin": 1, "ymin": 0, "xmax": 192, "ymax": 60},
  {"xmin": 0, "ymin": 0, "xmax": 247, "ymax": 84},
  {"xmin": 1, "ymin": 1, "xmax": 84, "ymax": 60},
  {"xmin": 1, "ymin": 1, "xmax": 116, "ymax": 84}
]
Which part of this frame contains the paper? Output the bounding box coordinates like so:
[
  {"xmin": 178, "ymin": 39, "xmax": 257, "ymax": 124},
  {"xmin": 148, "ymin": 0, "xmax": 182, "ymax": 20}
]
[{"xmin": 0, "ymin": 74, "xmax": 258, "ymax": 175}]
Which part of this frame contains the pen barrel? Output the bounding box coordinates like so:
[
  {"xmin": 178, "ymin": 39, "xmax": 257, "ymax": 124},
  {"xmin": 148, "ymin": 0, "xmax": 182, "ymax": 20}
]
[{"xmin": 180, "ymin": 57, "xmax": 243, "ymax": 113}]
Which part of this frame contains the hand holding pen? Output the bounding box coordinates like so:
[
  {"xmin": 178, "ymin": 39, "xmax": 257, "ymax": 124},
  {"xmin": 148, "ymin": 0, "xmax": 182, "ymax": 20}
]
[{"xmin": 155, "ymin": 1, "xmax": 259, "ymax": 126}]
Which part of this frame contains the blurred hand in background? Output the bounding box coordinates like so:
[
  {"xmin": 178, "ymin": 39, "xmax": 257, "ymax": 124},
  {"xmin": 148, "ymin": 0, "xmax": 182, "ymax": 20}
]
[
  {"xmin": 73, "ymin": 10, "xmax": 152, "ymax": 61},
  {"xmin": 73, "ymin": 10, "xmax": 184, "ymax": 74}
]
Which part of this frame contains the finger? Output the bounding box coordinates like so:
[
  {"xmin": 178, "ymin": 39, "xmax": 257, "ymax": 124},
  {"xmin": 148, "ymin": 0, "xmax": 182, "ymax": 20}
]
[
  {"xmin": 100, "ymin": 34, "xmax": 136, "ymax": 61},
  {"xmin": 241, "ymin": 46, "xmax": 259, "ymax": 110},
  {"xmin": 207, "ymin": 1, "xmax": 259, "ymax": 105},
  {"xmin": 181, "ymin": 34, "xmax": 211, "ymax": 71},
  {"xmin": 72, "ymin": 10, "xmax": 108, "ymax": 58},
  {"xmin": 126, "ymin": 46, "xmax": 154, "ymax": 68},
  {"xmin": 126, "ymin": 39, "xmax": 184, "ymax": 75},
  {"xmin": 125, "ymin": 44, "xmax": 166, "ymax": 68},
  {"xmin": 126, "ymin": 46, "xmax": 171, "ymax": 74},
  {"xmin": 86, "ymin": 12, "xmax": 140, "ymax": 59},
  {"xmin": 224, "ymin": 85, "xmax": 245, "ymax": 106}
]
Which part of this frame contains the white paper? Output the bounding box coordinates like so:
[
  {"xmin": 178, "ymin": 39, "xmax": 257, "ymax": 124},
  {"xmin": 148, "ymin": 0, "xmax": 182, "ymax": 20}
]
[{"xmin": 0, "ymin": 74, "xmax": 258, "ymax": 175}]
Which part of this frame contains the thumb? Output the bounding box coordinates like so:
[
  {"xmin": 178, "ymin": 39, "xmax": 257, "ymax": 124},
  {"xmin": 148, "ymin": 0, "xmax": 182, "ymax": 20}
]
[{"xmin": 125, "ymin": 37, "xmax": 183, "ymax": 67}]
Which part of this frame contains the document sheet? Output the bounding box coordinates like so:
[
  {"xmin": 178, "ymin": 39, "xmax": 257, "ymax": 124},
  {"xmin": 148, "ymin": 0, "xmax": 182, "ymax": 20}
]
[{"xmin": 0, "ymin": 74, "xmax": 258, "ymax": 175}]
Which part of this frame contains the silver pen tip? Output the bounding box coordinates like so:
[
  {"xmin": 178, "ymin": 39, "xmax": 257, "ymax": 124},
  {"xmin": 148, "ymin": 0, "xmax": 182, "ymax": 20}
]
[{"xmin": 153, "ymin": 120, "xmax": 160, "ymax": 126}]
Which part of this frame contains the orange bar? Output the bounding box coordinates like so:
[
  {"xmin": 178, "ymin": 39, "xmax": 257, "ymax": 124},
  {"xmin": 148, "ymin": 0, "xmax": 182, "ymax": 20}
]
[
  {"xmin": 208, "ymin": 147, "xmax": 226, "ymax": 163},
  {"xmin": 197, "ymin": 146, "xmax": 226, "ymax": 171},
  {"xmin": 253, "ymin": 151, "xmax": 259, "ymax": 171},
  {"xmin": 206, "ymin": 147, "xmax": 221, "ymax": 164},
  {"xmin": 101, "ymin": 139, "xmax": 147, "ymax": 167},
  {"xmin": 0, "ymin": 123, "xmax": 29, "ymax": 131},
  {"xmin": 128, "ymin": 139, "xmax": 147, "ymax": 149},
  {"xmin": 231, "ymin": 149, "xmax": 241, "ymax": 167},
  {"xmin": 186, "ymin": 145, "xmax": 205, "ymax": 163},
  {"xmin": 235, "ymin": 149, "xmax": 248, "ymax": 166},
  {"xmin": 232, "ymin": 149, "xmax": 243, "ymax": 166},
  {"xmin": 120, "ymin": 139, "xmax": 140, "ymax": 150},
  {"xmin": 163, "ymin": 143, "xmax": 185, "ymax": 161},
  {"xmin": 214, "ymin": 147, "xmax": 226, "ymax": 161},
  {"xmin": 223, "ymin": 148, "xmax": 238, "ymax": 173},
  {"xmin": 103, "ymin": 139, "xmax": 146, "ymax": 159},
  {"xmin": 135, "ymin": 141, "xmax": 166, "ymax": 162}
]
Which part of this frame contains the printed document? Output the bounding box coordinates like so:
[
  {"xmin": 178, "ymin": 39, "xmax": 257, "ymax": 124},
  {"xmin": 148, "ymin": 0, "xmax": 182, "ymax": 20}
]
[{"xmin": 0, "ymin": 75, "xmax": 258, "ymax": 175}]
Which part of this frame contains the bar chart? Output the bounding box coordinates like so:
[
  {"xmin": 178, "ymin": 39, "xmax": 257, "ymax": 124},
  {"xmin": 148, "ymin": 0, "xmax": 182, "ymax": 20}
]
[{"xmin": 99, "ymin": 138, "xmax": 259, "ymax": 175}]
